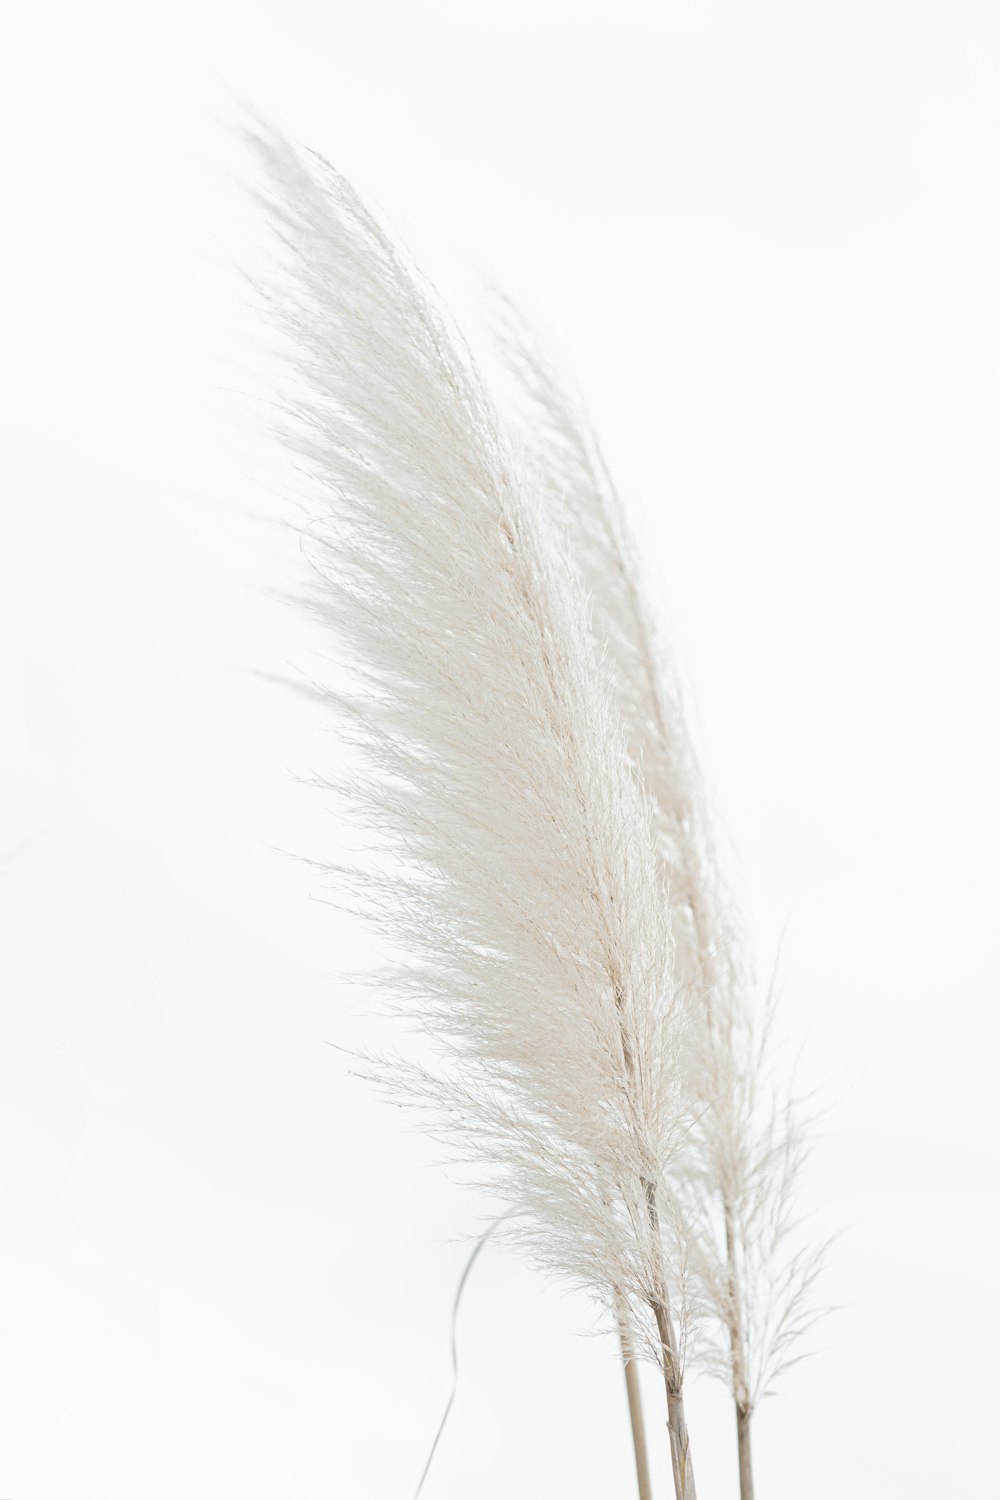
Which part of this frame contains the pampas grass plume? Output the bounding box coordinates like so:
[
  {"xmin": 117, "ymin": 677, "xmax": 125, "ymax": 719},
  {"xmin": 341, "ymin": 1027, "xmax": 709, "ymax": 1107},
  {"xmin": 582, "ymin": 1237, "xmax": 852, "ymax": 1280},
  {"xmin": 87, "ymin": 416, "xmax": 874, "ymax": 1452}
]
[{"xmin": 247, "ymin": 124, "xmax": 703, "ymax": 1498}]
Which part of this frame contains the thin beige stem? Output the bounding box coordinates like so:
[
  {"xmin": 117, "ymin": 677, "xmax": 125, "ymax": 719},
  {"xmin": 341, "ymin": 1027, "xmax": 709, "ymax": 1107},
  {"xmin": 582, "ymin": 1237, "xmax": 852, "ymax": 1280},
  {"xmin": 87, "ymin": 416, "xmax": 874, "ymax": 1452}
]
[
  {"xmin": 619, "ymin": 1313, "xmax": 653, "ymax": 1500},
  {"xmin": 724, "ymin": 1201, "xmax": 754, "ymax": 1500},
  {"xmin": 643, "ymin": 1183, "xmax": 697, "ymax": 1500},
  {"xmin": 652, "ymin": 1298, "xmax": 697, "ymax": 1500},
  {"xmin": 736, "ymin": 1404, "xmax": 754, "ymax": 1500},
  {"xmin": 690, "ymin": 883, "xmax": 754, "ymax": 1500}
]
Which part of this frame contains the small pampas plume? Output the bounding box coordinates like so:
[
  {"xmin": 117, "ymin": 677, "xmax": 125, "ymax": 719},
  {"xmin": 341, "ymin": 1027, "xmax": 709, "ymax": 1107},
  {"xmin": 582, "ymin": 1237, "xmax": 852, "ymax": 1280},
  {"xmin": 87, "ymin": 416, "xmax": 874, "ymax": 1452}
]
[
  {"xmin": 246, "ymin": 126, "xmax": 700, "ymax": 1498},
  {"xmin": 676, "ymin": 974, "xmax": 825, "ymax": 1500},
  {"xmin": 488, "ymin": 303, "xmax": 823, "ymax": 1500}
]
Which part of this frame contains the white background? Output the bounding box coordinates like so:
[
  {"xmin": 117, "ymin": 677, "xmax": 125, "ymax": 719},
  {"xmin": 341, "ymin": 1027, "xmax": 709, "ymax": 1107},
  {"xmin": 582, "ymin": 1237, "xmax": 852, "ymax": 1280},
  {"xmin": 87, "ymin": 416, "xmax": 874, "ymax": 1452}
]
[{"xmin": 2, "ymin": 3, "xmax": 999, "ymax": 1496}]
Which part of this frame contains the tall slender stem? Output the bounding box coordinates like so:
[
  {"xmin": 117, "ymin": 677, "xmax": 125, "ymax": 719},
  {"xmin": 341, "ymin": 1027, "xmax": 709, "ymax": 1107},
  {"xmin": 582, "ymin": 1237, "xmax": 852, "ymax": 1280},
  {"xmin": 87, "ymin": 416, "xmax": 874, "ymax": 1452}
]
[
  {"xmin": 619, "ymin": 1313, "xmax": 654, "ymax": 1500},
  {"xmin": 724, "ymin": 1201, "xmax": 754, "ymax": 1500},
  {"xmin": 735, "ymin": 1404, "xmax": 754, "ymax": 1500},
  {"xmin": 643, "ymin": 1182, "xmax": 697, "ymax": 1500},
  {"xmin": 651, "ymin": 1298, "xmax": 697, "ymax": 1500}
]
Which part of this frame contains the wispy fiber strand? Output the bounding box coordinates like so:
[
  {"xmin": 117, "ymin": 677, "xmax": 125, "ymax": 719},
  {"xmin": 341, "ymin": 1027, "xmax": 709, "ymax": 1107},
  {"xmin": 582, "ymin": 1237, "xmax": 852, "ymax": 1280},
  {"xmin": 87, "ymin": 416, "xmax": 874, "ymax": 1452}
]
[
  {"xmin": 412, "ymin": 1213, "xmax": 510, "ymax": 1500},
  {"xmin": 248, "ymin": 127, "xmax": 699, "ymax": 1497}
]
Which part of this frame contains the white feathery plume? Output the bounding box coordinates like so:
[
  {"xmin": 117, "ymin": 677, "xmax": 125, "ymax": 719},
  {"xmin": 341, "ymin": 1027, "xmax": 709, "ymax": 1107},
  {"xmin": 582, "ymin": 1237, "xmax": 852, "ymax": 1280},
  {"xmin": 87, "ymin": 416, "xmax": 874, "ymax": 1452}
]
[
  {"xmin": 487, "ymin": 301, "xmax": 823, "ymax": 1500},
  {"xmin": 676, "ymin": 970, "xmax": 825, "ymax": 1500},
  {"xmin": 247, "ymin": 126, "xmax": 700, "ymax": 1498}
]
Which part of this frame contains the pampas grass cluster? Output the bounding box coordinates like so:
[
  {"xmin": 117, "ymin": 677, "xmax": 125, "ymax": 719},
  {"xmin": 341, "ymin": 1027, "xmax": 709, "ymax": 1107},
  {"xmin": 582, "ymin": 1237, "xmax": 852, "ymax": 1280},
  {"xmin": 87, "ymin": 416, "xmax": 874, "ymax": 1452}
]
[{"xmin": 247, "ymin": 123, "xmax": 822, "ymax": 1500}]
